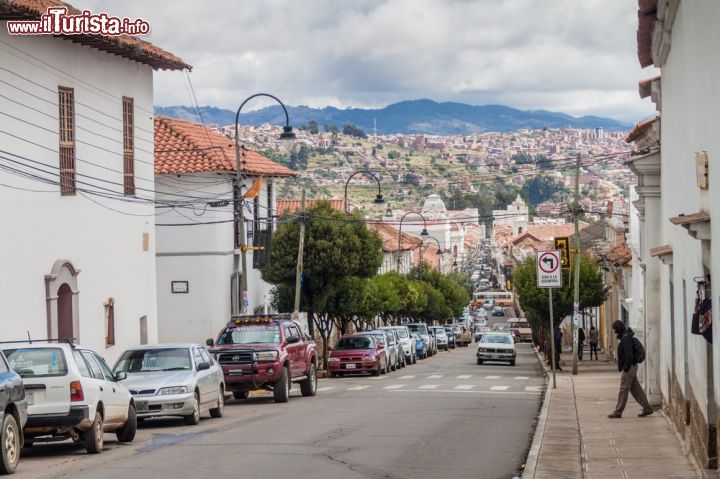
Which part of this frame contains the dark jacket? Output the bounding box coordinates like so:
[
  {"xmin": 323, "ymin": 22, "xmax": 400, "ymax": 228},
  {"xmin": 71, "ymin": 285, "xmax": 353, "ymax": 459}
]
[
  {"xmin": 578, "ymin": 328, "xmax": 586, "ymax": 343},
  {"xmin": 616, "ymin": 328, "xmax": 636, "ymax": 372}
]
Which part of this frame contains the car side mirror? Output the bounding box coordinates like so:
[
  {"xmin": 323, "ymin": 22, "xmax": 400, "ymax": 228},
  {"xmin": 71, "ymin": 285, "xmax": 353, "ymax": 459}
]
[
  {"xmin": 114, "ymin": 371, "xmax": 127, "ymax": 381},
  {"xmin": 287, "ymin": 336, "xmax": 300, "ymax": 344},
  {"xmin": 206, "ymin": 338, "xmax": 214, "ymax": 347},
  {"xmin": 197, "ymin": 362, "xmax": 211, "ymax": 371}
]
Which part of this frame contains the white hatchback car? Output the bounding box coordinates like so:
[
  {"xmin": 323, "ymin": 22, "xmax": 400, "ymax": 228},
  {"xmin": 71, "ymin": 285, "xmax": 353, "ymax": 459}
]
[{"xmin": 2, "ymin": 342, "xmax": 136, "ymax": 453}]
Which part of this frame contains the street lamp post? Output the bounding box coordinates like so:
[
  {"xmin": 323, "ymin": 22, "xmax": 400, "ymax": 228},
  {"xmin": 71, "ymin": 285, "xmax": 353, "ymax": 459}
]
[
  {"xmin": 343, "ymin": 170, "xmax": 385, "ymax": 213},
  {"xmin": 420, "ymin": 235, "xmax": 445, "ymax": 272},
  {"xmin": 234, "ymin": 93, "xmax": 295, "ymax": 315},
  {"xmin": 396, "ymin": 211, "xmax": 429, "ymax": 273}
]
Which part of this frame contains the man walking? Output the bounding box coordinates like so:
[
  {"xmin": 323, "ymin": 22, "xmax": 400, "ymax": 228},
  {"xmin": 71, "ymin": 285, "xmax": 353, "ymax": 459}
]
[
  {"xmin": 608, "ymin": 320, "xmax": 653, "ymax": 418},
  {"xmin": 588, "ymin": 326, "xmax": 599, "ymax": 360},
  {"xmin": 577, "ymin": 326, "xmax": 586, "ymax": 360}
]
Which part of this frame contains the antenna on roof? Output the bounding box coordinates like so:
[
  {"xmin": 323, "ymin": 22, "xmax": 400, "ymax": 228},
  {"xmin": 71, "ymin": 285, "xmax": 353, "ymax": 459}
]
[{"xmin": 26, "ymin": 331, "xmax": 31, "ymax": 344}]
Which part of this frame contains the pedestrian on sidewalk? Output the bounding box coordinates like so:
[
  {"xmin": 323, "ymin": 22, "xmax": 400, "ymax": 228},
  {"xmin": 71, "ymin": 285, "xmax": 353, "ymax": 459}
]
[
  {"xmin": 608, "ymin": 320, "xmax": 653, "ymax": 419},
  {"xmin": 554, "ymin": 326, "xmax": 563, "ymax": 370},
  {"xmin": 588, "ymin": 326, "xmax": 599, "ymax": 360},
  {"xmin": 577, "ymin": 326, "xmax": 586, "ymax": 360}
]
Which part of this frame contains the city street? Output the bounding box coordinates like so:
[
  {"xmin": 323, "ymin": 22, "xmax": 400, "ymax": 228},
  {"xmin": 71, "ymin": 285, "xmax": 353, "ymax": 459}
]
[{"xmin": 15, "ymin": 344, "xmax": 543, "ymax": 479}]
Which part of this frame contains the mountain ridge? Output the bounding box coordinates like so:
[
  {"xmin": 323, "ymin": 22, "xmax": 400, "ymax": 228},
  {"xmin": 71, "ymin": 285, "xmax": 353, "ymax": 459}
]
[{"xmin": 155, "ymin": 99, "xmax": 631, "ymax": 135}]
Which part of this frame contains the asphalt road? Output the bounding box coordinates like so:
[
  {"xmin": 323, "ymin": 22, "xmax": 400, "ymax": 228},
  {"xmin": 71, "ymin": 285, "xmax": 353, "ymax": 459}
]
[{"xmin": 15, "ymin": 343, "xmax": 543, "ymax": 479}]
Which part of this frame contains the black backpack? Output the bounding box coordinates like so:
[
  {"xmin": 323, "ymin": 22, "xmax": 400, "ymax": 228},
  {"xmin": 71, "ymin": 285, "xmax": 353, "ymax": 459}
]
[{"xmin": 632, "ymin": 337, "xmax": 645, "ymax": 364}]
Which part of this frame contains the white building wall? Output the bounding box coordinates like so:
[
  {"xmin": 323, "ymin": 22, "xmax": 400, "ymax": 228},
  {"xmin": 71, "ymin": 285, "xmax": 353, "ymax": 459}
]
[{"xmin": 0, "ymin": 27, "xmax": 157, "ymax": 363}]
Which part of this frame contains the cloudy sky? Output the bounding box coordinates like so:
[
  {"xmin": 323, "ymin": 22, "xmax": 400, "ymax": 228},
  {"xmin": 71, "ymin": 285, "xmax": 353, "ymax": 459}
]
[{"xmin": 77, "ymin": 0, "xmax": 656, "ymax": 123}]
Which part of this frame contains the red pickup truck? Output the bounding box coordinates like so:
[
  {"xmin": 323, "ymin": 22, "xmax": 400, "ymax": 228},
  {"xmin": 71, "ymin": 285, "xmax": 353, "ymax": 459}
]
[{"xmin": 207, "ymin": 315, "xmax": 317, "ymax": 403}]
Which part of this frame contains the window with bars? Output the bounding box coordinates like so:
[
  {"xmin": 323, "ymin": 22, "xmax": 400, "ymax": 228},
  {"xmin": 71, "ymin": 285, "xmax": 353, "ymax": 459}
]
[
  {"xmin": 104, "ymin": 298, "xmax": 115, "ymax": 347},
  {"xmin": 122, "ymin": 97, "xmax": 135, "ymax": 195},
  {"xmin": 58, "ymin": 87, "xmax": 76, "ymax": 195}
]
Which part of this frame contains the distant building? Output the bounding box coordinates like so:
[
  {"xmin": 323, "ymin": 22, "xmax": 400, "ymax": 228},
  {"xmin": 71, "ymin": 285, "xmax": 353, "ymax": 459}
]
[{"xmin": 493, "ymin": 195, "xmax": 529, "ymax": 236}]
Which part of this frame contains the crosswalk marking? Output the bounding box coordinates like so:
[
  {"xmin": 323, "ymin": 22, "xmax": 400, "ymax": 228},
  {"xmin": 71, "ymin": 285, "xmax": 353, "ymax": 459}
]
[
  {"xmin": 456, "ymin": 375, "xmax": 472, "ymax": 379},
  {"xmin": 514, "ymin": 376, "xmax": 529, "ymax": 380},
  {"xmin": 525, "ymin": 386, "xmax": 542, "ymax": 392},
  {"xmin": 317, "ymin": 387, "xmax": 335, "ymax": 392},
  {"xmin": 383, "ymin": 384, "xmax": 406, "ymax": 390},
  {"xmin": 347, "ymin": 385, "xmax": 368, "ymax": 391},
  {"xmin": 485, "ymin": 375, "xmax": 501, "ymax": 379},
  {"xmin": 427, "ymin": 374, "xmax": 443, "ymax": 379},
  {"xmin": 454, "ymin": 385, "xmax": 474, "ymax": 390},
  {"xmin": 399, "ymin": 375, "xmax": 416, "ymax": 380},
  {"xmin": 419, "ymin": 384, "xmax": 439, "ymax": 389},
  {"xmin": 490, "ymin": 385, "xmax": 509, "ymax": 391}
]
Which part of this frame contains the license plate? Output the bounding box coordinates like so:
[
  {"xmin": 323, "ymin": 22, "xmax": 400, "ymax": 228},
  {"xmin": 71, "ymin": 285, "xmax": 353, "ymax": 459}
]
[
  {"xmin": 25, "ymin": 391, "xmax": 33, "ymax": 406},
  {"xmin": 492, "ymin": 354, "xmax": 499, "ymax": 359},
  {"xmin": 345, "ymin": 364, "xmax": 357, "ymax": 369},
  {"xmin": 136, "ymin": 401, "xmax": 149, "ymax": 412}
]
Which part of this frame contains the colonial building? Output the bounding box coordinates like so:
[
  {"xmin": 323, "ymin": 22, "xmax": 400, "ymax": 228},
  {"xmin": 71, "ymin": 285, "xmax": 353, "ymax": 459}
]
[
  {"xmin": 154, "ymin": 117, "xmax": 295, "ymax": 344},
  {"xmin": 0, "ymin": 0, "xmax": 189, "ymax": 361},
  {"xmin": 628, "ymin": 0, "xmax": 719, "ymax": 470}
]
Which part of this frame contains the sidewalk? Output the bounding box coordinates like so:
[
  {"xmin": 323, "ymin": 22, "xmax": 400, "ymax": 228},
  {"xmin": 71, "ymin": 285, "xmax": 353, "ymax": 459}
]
[{"xmin": 523, "ymin": 349, "xmax": 700, "ymax": 479}]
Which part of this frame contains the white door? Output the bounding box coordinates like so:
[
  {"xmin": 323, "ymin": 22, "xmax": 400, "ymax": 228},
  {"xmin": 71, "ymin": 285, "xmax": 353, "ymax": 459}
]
[
  {"xmin": 80, "ymin": 350, "xmax": 116, "ymax": 423},
  {"xmin": 93, "ymin": 353, "xmax": 128, "ymax": 426},
  {"xmin": 192, "ymin": 348, "xmax": 212, "ymax": 408}
]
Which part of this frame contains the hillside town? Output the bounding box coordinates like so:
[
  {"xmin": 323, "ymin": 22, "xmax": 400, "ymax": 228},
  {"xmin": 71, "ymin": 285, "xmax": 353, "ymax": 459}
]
[{"xmin": 0, "ymin": 1, "xmax": 718, "ymax": 479}]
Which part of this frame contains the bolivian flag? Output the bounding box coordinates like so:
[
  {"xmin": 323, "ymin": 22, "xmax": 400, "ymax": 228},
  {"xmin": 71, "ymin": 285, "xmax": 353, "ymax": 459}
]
[{"xmin": 243, "ymin": 176, "xmax": 264, "ymax": 199}]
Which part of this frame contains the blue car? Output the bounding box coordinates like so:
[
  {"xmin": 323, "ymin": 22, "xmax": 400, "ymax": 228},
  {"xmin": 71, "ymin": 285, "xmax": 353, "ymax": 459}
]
[{"xmin": 413, "ymin": 333, "xmax": 427, "ymax": 359}]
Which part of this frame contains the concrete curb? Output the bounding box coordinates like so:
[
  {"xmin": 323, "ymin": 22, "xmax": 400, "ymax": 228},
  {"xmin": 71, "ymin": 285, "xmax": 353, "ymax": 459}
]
[{"xmin": 521, "ymin": 346, "xmax": 551, "ymax": 479}]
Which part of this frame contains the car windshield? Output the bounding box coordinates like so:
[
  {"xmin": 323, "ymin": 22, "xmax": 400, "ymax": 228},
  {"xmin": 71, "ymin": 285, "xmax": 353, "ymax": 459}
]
[
  {"xmin": 408, "ymin": 324, "xmax": 428, "ymax": 334},
  {"xmin": 336, "ymin": 337, "xmax": 374, "ymax": 350},
  {"xmin": 482, "ymin": 335, "xmax": 512, "ymax": 344},
  {"xmin": 216, "ymin": 326, "xmax": 281, "ymax": 345},
  {"xmin": 3, "ymin": 348, "xmax": 68, "ymax": 377},
  {"xmin": 395, "ymin": 329, "xmax": 408, "ymax": 338},
  {"xmin": 370, "ymin": 334, "xmax": 386, "ymax": 345},
  {"xmin": 114, "ymin": 348, "xmax": 192, "ymax": 373}
]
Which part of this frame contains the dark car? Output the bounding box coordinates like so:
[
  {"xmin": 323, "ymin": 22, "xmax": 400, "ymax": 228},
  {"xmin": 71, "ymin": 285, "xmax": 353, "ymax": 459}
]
[{"xmin": 0, "ymin": 351, "xmax": 27, "ymax": 475}]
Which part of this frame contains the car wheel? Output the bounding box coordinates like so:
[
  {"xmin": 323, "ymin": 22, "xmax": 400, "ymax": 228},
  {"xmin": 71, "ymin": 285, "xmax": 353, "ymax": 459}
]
[
  {"xmin": 84, "ymin": 411, "xmax": 104, "ymax": 454},
  {"xmin": 412, "ymin": 354, "xmax": 417, "ymax": 365},
  {"xmin": 300, "ymin": 363, "xmax": 318, "ymax": 397},
  {"xmin": 372, "ymin": 361, "xmax": 381, "ymax": 376},
  {"xmin": 233, "ymin": 390, "xmax": 249, "ymax": 400},
  {"xmin": 510, "ymin": 359, "xmax": 516, "ymax": 366},
  {"xmin": 381, "ymin": 360, "xmax": 387, "ymax": 374},
  {"xmin": 273, "ymin": 366, "xmax": 290, "ymax": 403},
  {"xmin": 210, "ymin": 389, "xmax": 225, "ymax": 417},
  {"xmin": 0, "ymin": 413, "xmax": 20, "ymax": 474},
  {"xmin": 116, "ymin": 404, "xmax": 137, "ymax": 442},
  {"xmin": 328, "ymin": 371, "xmax": 337, "ymax": 379},
  {"xmin": 477, "ymin": 358, "xmax": 483, "ymax": 365},
  {"xmin": 183, "ymin": 392, "xmax": 201, "ymax": 425}
]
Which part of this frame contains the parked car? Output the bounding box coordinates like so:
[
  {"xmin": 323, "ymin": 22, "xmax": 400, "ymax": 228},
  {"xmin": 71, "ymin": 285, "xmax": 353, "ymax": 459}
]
[
  {"xmin": 452, "ymin": 324, "xmax": 472, "ymax": 347},
  {"xmin": 382, "ymin": 329, "xmax": 406, "ymax": 370},
  {"xmin": 379, "ymin": 326, "xmax": 416, "ymax": 365},
  {"xmin": 0, "ymin": 351, "xmax": 27, "ymax": 475},
  {"xmin": 507, "ymin": 319, "xmax": 533, "ymax": 343},
  {"xmin": 474, "ymin": 325, "xmax": 491, "ymax": 342},
  {"xmin": 3, "ymin": 342, "xmax": 136, "ymax": 454},
  {"xmin": 442, "ymin": 325, "xmax": 456, "ymax": 349},
  {"xmin": 429, "ymin": 326, "xmax": 450, "ymax": 351},
  {"xmin": 492, "ymin": 306, "xmax": 505, "ymax": 317},
  {"xmin": 207, "ymin": 315, "xmax": 317, "ymax": 403},
  {"xmin": 361, "ymin": 331, "xmax": 399, "ymax": 371},
  {"xmin": 407, "ymin": 324, "xmax": 436, "ymax": 357},
  {"xmin": 113, "ymin": 344, "xmax": 224, "ymax": 425},
  {"xmin": 411, "ymin": 333, "xmax": 427, "ymax": 359},
  {"xmin": 327, "ymin": 335, "xmax": 386, "ymax": 377},
  {"xmin": 476, "ymin": 333, "xmax": 516, "ymax": 366}
]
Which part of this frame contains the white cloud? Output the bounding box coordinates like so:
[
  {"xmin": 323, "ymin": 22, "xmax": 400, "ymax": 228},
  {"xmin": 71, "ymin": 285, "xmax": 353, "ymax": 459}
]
[{"xmin": 75, "ymin": 0, "xmax": 657, "ymax": 122}]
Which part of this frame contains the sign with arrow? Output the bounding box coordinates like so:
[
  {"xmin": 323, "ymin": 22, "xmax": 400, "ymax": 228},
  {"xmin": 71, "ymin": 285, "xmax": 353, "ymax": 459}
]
[{"xmin": 537, "ymin": 250, "xmax": 562, "ymax": 288}]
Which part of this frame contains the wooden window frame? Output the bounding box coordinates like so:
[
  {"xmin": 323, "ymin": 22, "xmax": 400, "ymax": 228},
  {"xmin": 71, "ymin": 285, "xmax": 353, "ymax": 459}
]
[
  {"xmin": 58, "ymin": 87, "xmax": 76, "ymax": 195},
  {"xmin": 122, "ymin": 97, "xmax": 135, "ymax": 195},
  {"xmin": 104, "ymin": 298, "xmax": 115, "ymax": 347}
]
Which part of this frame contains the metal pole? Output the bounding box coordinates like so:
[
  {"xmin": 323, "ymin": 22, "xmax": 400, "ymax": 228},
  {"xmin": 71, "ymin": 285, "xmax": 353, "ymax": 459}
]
[
  {"xmin": 572, "ymin": 153, "xmax": 581, "ymax": 375},
  {"xmin": 396, "ymin": 220, "xmax": 403, "ymax": 273},
  {"xmin": 234, "ymin": 139, "xmax": 249, "ymax": 315},
  {"xmin": 294, "ymin": 188, "xmax": 306, "ymax": 314},
  {"xmin": 549, "ymin": 287, "xmax": 557, "ymax": 388}
]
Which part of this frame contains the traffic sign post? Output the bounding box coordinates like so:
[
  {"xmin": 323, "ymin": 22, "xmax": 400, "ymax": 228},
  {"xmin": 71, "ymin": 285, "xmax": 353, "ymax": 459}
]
[{"xmin": 537, "ymin": 250, "xmax": 562, "ymax": 389}]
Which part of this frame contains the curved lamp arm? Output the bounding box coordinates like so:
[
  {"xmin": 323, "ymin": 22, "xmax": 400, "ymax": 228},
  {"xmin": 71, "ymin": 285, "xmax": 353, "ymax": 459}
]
[{"xmin": 344, "ymin": 170, "xmax": 384, "ymax": 213}]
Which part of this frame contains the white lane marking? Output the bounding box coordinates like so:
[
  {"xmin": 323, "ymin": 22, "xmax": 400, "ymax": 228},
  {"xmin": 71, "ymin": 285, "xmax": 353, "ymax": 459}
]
[
  {"xmin": 317, "ymin": 387, "xmax": 335, "ymax": 392},
  {"xmin": 388, "ymin": 389, "xmax": 540, "ymax": 395},
  {"xmin": 525, "ymin": 386, "xmax": 542, "ymax": 392},
  {"xmin": 383, "ymin": 384, "xmax": 406, "ymax": 390},
  {"xmin": 454, "ymin": 385, "xmax": 474, "ymax": 390},
  {"xmin": 347, "ymin": 385, "xmax": 369, "ymax": 391},
  {"xmin": 427, "ymin": 374, "xmax": 443, "ymax": 379},
  {"xmin": 514, "ymin": 376, "xmax": 529, "ymax": 380},
  {"xmin": 490, "ymin": 385, "xmax": 509, "ymax": 391},
  {"xmin": 485, "ymin": 375, "xmax": 501, "ymax": 379},
  {"xmin": 419, "ymin": 384, "xmax": 439, "ymax": 389},
  {"xmin": 399, "ymin": 375, "xmax": 416, "ymax": 380},
  {"xmin": 456, "ymin": 375, "xmax": 472, "ymax": 379}
]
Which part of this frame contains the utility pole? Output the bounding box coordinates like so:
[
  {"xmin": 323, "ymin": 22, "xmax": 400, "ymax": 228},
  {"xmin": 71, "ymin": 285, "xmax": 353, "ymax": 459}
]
[
  {"xmin": 235, "ymin": 148, "xmax": 249, "ymax": 315},
  {"xmin": 294, "ymin": 187, "xmax": 306, "ymax": 314},
  {"xmin": 572, "ymin": 153, "xmax": 581, "ymax": 375},
  {"xmin": 549, "ymin": 288, "xmax": 557, "ymax": 388}
]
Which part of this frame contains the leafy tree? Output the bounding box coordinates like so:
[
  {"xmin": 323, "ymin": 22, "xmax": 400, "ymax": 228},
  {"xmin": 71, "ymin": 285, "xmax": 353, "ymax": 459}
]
[
  {"xmin": 522, "ymin": 175, "xmax": 569, "ymax": 206},
  {"xmin": 387, "ymin": 150, "xmax": 400, "ymax": 159},
  {"xmin": 308, "ymin": 120, "xmax": 319, "ymax": 135},
  {"xmin": 324, "ymin": 123, "xmax": 338, "ymax": 133},
  {"xmin": 342, "ymin": 123, "xmax": 368, "ymax": 139},
  {"xmin": 512, "ymin": 152, "xmax": 534, "ymax": 164},
  {"xmin": 513, "ymin": 255, "xmax": 607, "ymax": 351},
  {"xmin": 262, "ymin": 202, "xmax": 383, "ymax": 369}
]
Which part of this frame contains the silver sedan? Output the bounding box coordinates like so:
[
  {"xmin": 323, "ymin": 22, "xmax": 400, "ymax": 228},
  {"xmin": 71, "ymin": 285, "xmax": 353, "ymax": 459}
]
[{"xmin": 113, "ymin": 344, "xmax": 224, "ymax": 425}]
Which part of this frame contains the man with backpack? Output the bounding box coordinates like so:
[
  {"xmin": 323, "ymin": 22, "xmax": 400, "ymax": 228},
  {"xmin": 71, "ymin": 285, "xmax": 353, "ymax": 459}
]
[{"xmin": 608, "ymin": 320, "xmax": 653, "ymax": 419}]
